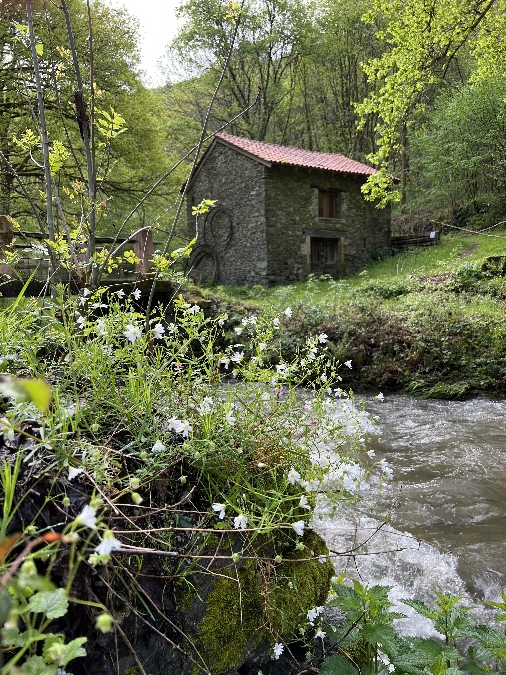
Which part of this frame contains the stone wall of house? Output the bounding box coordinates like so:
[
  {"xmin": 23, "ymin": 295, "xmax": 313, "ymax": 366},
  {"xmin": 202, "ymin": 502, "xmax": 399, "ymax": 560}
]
[
  {"xmin": 264, "ymin": 165, "xmax": 391, "ymax": 283},
  {"xmin": 186, "ymin": 143, "xmax": 268, "ymax": 285}
]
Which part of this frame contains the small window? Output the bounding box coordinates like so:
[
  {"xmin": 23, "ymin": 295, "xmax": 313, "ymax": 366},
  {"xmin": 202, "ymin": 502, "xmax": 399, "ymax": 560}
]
[{"xmin": 318, "ymin": 190, "xmax": 337, "ymax": 219}]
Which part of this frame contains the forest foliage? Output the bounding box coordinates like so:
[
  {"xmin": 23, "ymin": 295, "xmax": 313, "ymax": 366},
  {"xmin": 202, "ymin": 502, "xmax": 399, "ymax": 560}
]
[{"xmin": 3, "ymin": 0, "xmax": 506, "ymax": 246}]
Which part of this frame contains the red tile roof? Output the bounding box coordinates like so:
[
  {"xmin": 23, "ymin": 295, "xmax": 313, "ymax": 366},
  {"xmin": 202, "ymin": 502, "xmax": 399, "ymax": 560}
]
[{"xmin": 215, "ymin": 133, "xmax": 378, "ymax": 176}]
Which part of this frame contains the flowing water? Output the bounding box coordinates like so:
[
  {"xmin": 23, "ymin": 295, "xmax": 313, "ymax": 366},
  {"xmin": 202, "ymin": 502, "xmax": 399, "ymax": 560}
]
[{"xmin": 314, "ymin": 394, "xmax": 506, "ymax": 634}]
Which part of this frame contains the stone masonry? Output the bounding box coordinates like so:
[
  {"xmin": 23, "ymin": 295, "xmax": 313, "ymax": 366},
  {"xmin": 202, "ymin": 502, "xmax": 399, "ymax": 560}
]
[{"xmin": 186, "ymin": 135, "xmax": 391, "ymax": 285}]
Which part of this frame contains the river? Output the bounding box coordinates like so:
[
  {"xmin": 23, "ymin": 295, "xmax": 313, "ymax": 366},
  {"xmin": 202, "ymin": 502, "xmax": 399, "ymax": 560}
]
[{"xmin": 314, "ymin": 394, "xmax": 506, "ymax": 634}]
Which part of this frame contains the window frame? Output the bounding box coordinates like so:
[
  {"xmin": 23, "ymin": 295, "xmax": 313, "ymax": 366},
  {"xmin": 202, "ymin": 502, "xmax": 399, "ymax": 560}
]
[{"xmin": 318, "ymin": 190, "xmax": 338, "ymax": 219}]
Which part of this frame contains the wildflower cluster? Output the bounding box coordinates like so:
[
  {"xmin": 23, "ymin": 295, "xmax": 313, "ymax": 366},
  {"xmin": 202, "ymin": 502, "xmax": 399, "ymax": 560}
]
[{"xmin": 0, "ymin": 290, "xmax": 385, "ymax": 674}]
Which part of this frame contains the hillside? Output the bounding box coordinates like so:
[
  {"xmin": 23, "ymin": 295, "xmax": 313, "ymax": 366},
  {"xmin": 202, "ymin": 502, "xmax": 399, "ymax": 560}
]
[{"xmin": 210, "ymin": 232, "xmax": 506, "ymax": 398}]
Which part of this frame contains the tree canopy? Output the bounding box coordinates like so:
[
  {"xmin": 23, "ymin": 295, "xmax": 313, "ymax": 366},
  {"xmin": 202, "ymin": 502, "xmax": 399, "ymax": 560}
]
[{"xmin": 0, "ymin": 0, "xmax": 175, "ymax": 237}]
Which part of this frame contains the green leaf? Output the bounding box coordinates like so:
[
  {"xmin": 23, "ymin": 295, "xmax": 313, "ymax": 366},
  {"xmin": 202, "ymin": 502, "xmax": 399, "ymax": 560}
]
[
  {"xmin": 394, "ymin": 636, "xmax": 446, "ymax": 674},
  {"xmin": 319, "ymin": 654, "xmax": 359, "ymax": 675},
  {"xmin": 0, "ymin": 376, "xmax": 52, "ymax": 411},
  {"xmin": 445, "ymin": 668, "xmax": 464, "ymax": 675},
  {"xmin": 13, "ymin": 23, "xmax": 29, "ymax": 34},
  {"xmin": 1, "ymin": 626, "xmax": 43, "ymax": 648},
  {"xmin": 28, "ymin": 588, "xmax": 68, "ymax": 620},
  {"xmin": 0, "ymin": 592, "xmax": 12, "ymax": 625},
  {"xmin": 467, "ymin": 644, "xmax": 495, "ymax": 664},
  {"xmin": 60, "ymin": 637, "xmax": 87, "ymax": 666},
  {"xmin": 470, "ymin": 626, "xmax": 506, "ymax": 657},
  {"xmin": 435, "ymin": 607, "xmax": 473, "ymax": 639},
  {"xmin": 35, "ymin": 42, "xmax": 44, "ymax": 56},
  {"xmin": 20, "ymin": 655, "xmax": 57, "ymax": 675},
  {"xmin": 361, "ymin": 624, "xmax": 398, "ymax": 652},
  {"xmin": 400, "ymin": 598, "xmax": 438, "ymax": 619},
  {"xmin": 43, "ymin": 636, "xmax": 87, "ymax": 668}
]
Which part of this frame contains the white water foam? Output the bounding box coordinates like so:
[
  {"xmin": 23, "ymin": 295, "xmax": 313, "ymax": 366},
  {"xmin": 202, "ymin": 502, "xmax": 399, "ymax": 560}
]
[{"xmin": 311, "ymin": 392, "xmax": 506, "ymax": 636}]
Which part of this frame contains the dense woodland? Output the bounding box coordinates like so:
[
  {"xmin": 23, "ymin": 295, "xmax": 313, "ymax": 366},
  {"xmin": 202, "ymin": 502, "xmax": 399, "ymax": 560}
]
[{"xmin": 3, "ymin": 0, "xmax": 506, "ymax": 246}]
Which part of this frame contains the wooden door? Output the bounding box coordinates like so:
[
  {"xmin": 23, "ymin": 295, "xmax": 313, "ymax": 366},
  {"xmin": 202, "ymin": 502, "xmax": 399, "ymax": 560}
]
[{"xmin": 310, "ymin": 237, "xmax": 340, "ymax": 278}]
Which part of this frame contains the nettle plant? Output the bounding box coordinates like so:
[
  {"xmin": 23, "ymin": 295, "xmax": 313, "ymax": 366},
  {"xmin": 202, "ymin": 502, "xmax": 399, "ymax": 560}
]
[
  {"xmin": 0, "ymin": 291, "xmax": 384, "ymax": 673},
  {"xmin": 320, "ymin": 580, "xmax": 506, "ymax": 675}
]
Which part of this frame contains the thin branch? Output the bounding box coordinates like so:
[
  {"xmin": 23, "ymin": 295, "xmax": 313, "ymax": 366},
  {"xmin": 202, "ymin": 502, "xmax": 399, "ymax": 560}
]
[
  {"xmin": 26, "ymin": 0, "xmax": 55, "ymax": 262},
  {"xmin": 145, "ymin": 6, "xmax": 251, "ymax": 327}
]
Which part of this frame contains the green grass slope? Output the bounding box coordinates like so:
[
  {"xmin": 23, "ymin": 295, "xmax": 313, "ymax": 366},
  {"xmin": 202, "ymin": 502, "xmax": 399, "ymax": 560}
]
[{"xmin": 210, "ymin": 233, "xmax": 506, "ymax": 398}]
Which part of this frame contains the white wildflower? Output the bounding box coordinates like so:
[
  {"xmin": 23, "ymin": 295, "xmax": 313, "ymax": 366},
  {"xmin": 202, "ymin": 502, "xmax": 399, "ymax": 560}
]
[
  {"xmin": 234, "ymin": 326, "xmax": 243, "ymax": 335},
  {"xmin": 233, "ymin": 514, "xmax": 248, "ymax": 530},
  {"xmin": 153, "ymin": 323, "xmax": 165, "ymax": 339},
  {"xmin": 188, "ymin": 305, "xmax": 201, "ymax": 314},
  {"xmin": 152, "ymin": 441, "xmax": 165, "ymax": 453},
  {"xmin": 220, "ymin": 356, "xmax": 231, "ymax": 369},
  {"xmin": 68, "ymin": 467, "xmax": 84, "ymax": 481},
  {"xmin": 307, "ymin": 606, "xmax": 324, "ymax": 625},
  {"xmin": 287, "ymin": 467, "xmax": 301, "ymax": 485},
  {"xmin": 231, "ymin": 351, "xmax": 244, "ymax": 363},
  {"xmin": 259, "ymin": 342, "xmax": 266, "ymax": 351},
  {"xmin": 276, "ymin": 363, "xmax": 287, "ymax": 375},
  {"xmin": 94, "ymin": 530, "xmax": 122, "ymax": 555},
  {"xmin": 315, "ymin": 629, "xmax": 326, "ymax": 639},
  {"xmin": 273, "ymin": 317, "xmax": 280, "ymax": 329},
  {"xmin": 367, "ymin": 449, "xmax": 376, "ymax": 458},
  {"xmin": 318, "ymin": 333, "xmax": 328, "ymax": 343},
  {"xmin": 132, "ymin": 288, "xmax": 142, "ymax": 301},
  {"xmin": 376, "ymin": 392, "xmax": 384, "ymax": 401},
  {"xmin": 124, "ymin": 324, "xmax": 142, "ymax": 342},
  {"xmin": 273, "ymin": 643, "xmax": 284, "ymax": 659},
  {"xmin": 197, "ymin": 396, "xmax": 214, "ymax": 415},
  {"xmin": 168, "ymin": 417, "xmax": 181, "ymax": 432},
  {"xmin": 116, "ymin": 289, "xmax": 125, "ymax": 299},
  {"xmin": 344, "ymin": 360, "xmax": 352, "ymax": 369},
  {"xmin": 292, "ymin": 520, "xmax": 305, "ymax": 536},
  {"xmin": 212, "ymin": 503, "xmax": 226, "ymax": 519},
  {"xmin": 284, "ymin": 307, "xmax": 292, "ymax": 317},
  {"xmin": 175, "ymin": 420, "xmax": 193, "ymax": 438},
  {"xmin": 76, "ymin": 504, "xmax": 97, "ymax": 529},
  {"xmin": 96, "ymin": 319, "xmax": 107, "ymax": 336},
  {"xmin": 76, "ymin": 315, "xmax": 85, "ymax": 328},
  {"xmin": 299, "ymin": 495, "xmax": 311, "ymax": 510},
  {"xmin": 225, "ymin": 412, "xmax": 236, "ymax": 425}
]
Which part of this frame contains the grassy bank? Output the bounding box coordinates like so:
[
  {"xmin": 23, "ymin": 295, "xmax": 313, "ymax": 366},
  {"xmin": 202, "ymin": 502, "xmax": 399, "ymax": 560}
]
[{"xmin": 209, "ymin": 232, "xmax": 506, "ymax": 398}]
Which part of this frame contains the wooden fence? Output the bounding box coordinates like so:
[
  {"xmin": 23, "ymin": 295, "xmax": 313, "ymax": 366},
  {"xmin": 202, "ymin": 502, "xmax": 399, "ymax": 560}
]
[
  {"xmin": 0, "ymin": 215, "xmax": 158, "ymax": 288},
  {"xmin": 391, "ymin": 230, "xmax": 441, "ymax": 250}
]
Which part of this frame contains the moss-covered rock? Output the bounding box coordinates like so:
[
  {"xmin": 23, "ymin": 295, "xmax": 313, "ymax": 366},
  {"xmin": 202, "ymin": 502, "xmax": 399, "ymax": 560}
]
[
  {"xmin": 269, "ymin": 531, "xmax": 334, "ymax": 635},
  {"xmin": 198, "ymin": 562, "xmax": 264, "ymax": 674},
  {"xmin": 196, "ymin": 530, "xmax": 334, "ymax": 675}
]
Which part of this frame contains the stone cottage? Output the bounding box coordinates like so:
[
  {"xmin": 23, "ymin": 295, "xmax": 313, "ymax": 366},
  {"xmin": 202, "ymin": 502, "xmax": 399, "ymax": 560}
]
[{"xmin": 185, "ymin": 133, "xmax": 391, "ymax": 285}]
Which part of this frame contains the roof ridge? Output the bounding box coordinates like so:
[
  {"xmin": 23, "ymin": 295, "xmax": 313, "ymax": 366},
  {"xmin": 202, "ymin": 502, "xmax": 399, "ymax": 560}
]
[{"xmin": 214, "ymin": 133, "xmax": 377, "ymax": 176}]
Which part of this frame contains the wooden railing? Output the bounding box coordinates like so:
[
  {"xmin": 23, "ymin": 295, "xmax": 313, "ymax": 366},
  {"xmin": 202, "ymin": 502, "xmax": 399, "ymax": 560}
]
[
  {"xmin": 0, "ymin": 215, "xmax": 160, "ymax": 284},
  {"xmin": 391, "ymin": 230, "xmax": 441, "ymax": 250}
]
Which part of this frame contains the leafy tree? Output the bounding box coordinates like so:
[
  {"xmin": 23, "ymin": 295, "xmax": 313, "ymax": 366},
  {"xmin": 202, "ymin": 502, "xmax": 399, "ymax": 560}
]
[
  {"xmin": 0, "ymin": 0, "xmax": 173, "ymax": 237},
  {"xmin": 355, "ymin": 0, "xmax": 505, "ymax": 205},
  {"xmin": 284, "ymin": 0, "xmax": 385, "ymax": 159},
  {"xmin": 409, "ymin": 75, "xmax": 506, "ymax": 227},
  {"xmin": 167, "ymin": 0, "xmax": 313, "ymax": 142}
]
